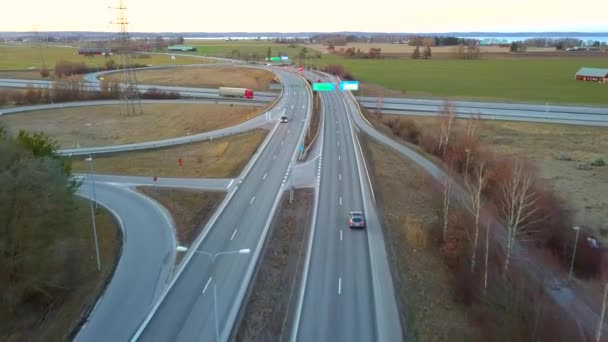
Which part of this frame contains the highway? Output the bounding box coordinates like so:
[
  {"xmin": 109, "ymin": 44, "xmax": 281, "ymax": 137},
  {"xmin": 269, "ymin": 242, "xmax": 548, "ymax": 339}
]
[
  {"xmin": 292, "ymin": 73, "xmax": 403, "ymax": 341},
  {"xmin": 358, "ymin": 96, "xmax": 608, "ymax": 126},
  {"xmin": 75, "ymin": 181, "xmax": 175, "ymax": 342},
  {"xmin": 0, "ymin": 99, "xmax": 267, "ymax": 116},
  {"xmin": 0, "ymin": 77, "xmax": 279, "ymax": 102},
  {"xmin": 132, "ymin": 68, "xmax": 312, "ymax": 341}
]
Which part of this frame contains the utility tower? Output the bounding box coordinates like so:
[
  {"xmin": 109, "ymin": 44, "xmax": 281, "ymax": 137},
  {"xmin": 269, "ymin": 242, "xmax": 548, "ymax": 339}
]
[{"xmin": 111, "ymin": 0, "xmax": 143, "ymax": 116}]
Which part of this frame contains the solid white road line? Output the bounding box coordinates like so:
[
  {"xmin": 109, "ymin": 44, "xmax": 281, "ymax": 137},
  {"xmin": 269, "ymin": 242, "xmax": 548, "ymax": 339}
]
[
  {"xmin": 263, "ymin": 173, "xmax": 267, "ymax": 180},
  {"xmin": 202, "ymin": 277, "xmax": 212, "ymax": 294},
  {"xmin": 338, "ymin": 277, "xmax": 342, "ymax": 295},
  {"xmin": 339, "ymin": 197, "xmax": 342, "ymax": 206},
  {"xmin": 340, "ymin": 229, "xmax": 343, "ymax": 241},
  {"xmin": 230, "ymin": 229, "xmax": 238, "ymax": 241},
  {"xmin": 227, "ymin": 179, "xmax": 234, "ymax": 188},
  {"xmin": 250, "ymin": 196, "xmax": 255, "ymax": 205}
]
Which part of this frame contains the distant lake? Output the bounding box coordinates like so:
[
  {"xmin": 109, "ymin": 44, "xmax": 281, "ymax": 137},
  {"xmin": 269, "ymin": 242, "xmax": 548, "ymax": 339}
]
[{"xmin": 463, "ymin": 36, "xmax": 608, "ymax": 43}]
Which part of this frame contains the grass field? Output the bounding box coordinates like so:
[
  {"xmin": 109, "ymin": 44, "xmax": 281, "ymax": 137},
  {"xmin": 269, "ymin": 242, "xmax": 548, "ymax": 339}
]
[
  {"xmin": 0, "ymin": 103, "xmax": 264, "ymax": 148},
  {"xmin": 102, "ymin": 66, "xmax": 276, "ymax": 90},
  {"xmin": 318, "ymin": 54, "xmax": 608, "ymax": 105},
  {"xmin": 0, "ymin": 44, "xmax": 207, "ymax": 70},
  {"xmin": 71, "ymin": 129, "xmax": 267, "ymax": 178},
  {"xmin": 308, "ymin": 43, "xmax": 557, "ymax": 55},
  {"xmin": 175, "ymin": 39, "xmax": 305, "ymax": 60}
]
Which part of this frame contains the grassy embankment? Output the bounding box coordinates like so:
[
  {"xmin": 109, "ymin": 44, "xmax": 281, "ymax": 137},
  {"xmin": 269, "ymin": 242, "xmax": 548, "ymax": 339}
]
[
  {"xmin": 0, "ymin": 103, "xmax": 264, "ymax": 148},
  {"xmin": 71, "ymin": 129, "xmax": 268, "ymax": 178}
]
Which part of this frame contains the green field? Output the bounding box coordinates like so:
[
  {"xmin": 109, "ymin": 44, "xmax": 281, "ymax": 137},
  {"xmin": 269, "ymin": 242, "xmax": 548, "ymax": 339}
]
[
  {"xmin": 177, "ymin": 39, "xmax": 307, "ymax": 60},
  {"xmin": 318, "ymin": 55, "xmax": 608, "ymax": 105},
  {"xmin": 0, "ymin": 44, "xmax": 208, "ymax": 70}
]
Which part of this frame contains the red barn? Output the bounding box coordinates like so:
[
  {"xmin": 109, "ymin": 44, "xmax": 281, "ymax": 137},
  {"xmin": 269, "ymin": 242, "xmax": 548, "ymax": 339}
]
[{"xmin": 575, "ymin": 67, "xmax": 608, "ymax": 83}]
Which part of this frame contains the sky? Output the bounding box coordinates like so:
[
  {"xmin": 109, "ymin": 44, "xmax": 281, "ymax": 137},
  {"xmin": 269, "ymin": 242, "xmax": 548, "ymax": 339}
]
[{"xmin": 2, "ymin": 0, "xmax": 608, "ymax": 33}]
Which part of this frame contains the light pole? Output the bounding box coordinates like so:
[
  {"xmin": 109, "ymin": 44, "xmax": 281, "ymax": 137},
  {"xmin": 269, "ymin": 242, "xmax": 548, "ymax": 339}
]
[
  {"xmin": 85, "ymin": 155, "xmax": 101, "ymax": 272},
  {"xmin": 85, "ymin": 155, "xmax": 97, "ymax": 209},
  {"xmin": 195, "ymin": 248, "xmax": 251, "ymax": 341},
  {"xmin": 569, "ymin": 225, "xmax": 581, "ymax": 282}
]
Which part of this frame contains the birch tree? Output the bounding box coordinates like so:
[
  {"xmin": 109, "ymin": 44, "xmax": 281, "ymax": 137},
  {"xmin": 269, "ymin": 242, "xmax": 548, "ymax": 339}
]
[
  {"xmin": 501, "ymin": 160, "xmax": 541, "ymax": 273},
  {"xmin": 464, "ymin": 161, "xmax": 488, "ymax": 272},
  {"xmin": 438, "ymin": 101, "xmax": 456, "ymax": 156}
]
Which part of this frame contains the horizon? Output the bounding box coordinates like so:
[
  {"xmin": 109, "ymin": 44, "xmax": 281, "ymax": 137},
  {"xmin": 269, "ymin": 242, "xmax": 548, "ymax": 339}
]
[{"xmin": 2, "ymin": 0, "xmax": 607, "ymax": 32}]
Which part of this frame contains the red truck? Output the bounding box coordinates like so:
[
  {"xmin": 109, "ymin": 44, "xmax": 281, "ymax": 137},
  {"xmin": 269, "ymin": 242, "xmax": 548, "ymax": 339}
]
[{"xmin": 218, "ymin": 87, "xmax": 254, "ymax": 99}]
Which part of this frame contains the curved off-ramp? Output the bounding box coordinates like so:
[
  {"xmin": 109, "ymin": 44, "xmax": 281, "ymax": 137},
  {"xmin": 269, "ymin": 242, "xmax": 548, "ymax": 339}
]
[{"xmin": 75, "ymin": 181, "xmax": 176, "ymax": 342}]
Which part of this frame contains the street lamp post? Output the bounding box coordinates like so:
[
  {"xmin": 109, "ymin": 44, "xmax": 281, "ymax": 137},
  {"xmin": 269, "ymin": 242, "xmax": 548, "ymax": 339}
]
[
  {"xmin": 85, "ymin": 155, "xmax": 98, "ymax": 209},
  {"xmin": 464, "ymin": 149, "xmax": 471, "ymax": 180},
  {"xmin": 85, "ymin": 155, "xmax": 101, "ymax": 272},
  {"xmin": 569, "ymin": 226, "xmax": 581, "ymax": 282},
  {"xmin": 195, "ymin": 248, "xmax": 251, "ymax": 341}
]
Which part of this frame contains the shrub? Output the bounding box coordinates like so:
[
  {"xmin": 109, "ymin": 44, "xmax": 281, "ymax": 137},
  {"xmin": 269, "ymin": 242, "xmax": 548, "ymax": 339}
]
[{"xmin": 591, "ymin": 158, "xmax": 605, "ymax": 166}]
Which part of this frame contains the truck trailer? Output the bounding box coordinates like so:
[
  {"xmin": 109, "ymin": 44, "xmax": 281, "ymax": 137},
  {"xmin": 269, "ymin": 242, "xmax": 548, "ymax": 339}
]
[{"xmin": 218, "ymin": 87, "xmax": 254, "ymax": 99}]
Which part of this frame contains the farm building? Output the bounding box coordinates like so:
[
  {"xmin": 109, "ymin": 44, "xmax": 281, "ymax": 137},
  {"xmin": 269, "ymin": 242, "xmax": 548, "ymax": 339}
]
[
  {"xmin": 167, "ymin": 45, "xmax": 197, "ymax": 52},
  {"xmin": 575, "ymin": 67, "xmax": 608, "ymax": 83}
]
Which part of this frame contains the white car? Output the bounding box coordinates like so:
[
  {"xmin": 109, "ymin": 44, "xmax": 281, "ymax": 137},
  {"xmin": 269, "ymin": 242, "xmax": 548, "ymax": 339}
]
[{"xmin": 280, "ymin": 115, "xmax": 288, "ymax": 123}]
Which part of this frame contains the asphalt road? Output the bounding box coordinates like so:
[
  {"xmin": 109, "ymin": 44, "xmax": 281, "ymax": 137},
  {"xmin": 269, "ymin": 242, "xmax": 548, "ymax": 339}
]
[
  {"xmin": 0, "ymin": 77, "xmax": 279, "ymax": 102},
  {"xmin": 132, "ymin": 69, "xmax": 312, "ymax": 341},
  {"xmin": 358, "ymin": 96, "xmax": 608, "ymax": 126},
  {"xmin": 75, "ymin": 181, "xmax": 175, "ymax": 342},
  {"xmin": 292, "ymin": 72, "xmax": 403, "ymax": 342},
  {"xmin": 74, "ymin": 173, "xmax": 234, "ymax": 191},
  {"xmin": 0, "ymin": 99, "xmax": 267, "ymax": 116}
]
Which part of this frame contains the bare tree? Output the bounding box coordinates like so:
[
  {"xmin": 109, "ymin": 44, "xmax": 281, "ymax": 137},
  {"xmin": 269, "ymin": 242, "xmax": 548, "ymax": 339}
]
[
  {"xmin": 438, "ymin": 101, "xmax": 456, "ymax": 156},
  {"xmin": 501, "ymin": 160, "xmax": 541, "ymax": 273},
  {"xmin": 442, "ymin": 169, "xmax": 453, "ymax": 242},
  {"xmin": 464, "ymin": 160, "xmax": 488, "ymax": 272}
]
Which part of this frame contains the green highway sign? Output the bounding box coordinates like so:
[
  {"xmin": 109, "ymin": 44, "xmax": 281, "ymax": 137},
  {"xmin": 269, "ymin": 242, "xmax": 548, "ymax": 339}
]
[
  {"xmin": 312, "ymin": 83, "xmax": 335, "ymax": 91},
  {"xmin": 270, "ymin": 56, "xmax": 281, "ymax": 61}
]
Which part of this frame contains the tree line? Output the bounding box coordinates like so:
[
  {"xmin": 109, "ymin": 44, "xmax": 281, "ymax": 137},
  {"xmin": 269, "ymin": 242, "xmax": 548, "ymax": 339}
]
[{"xmin": 372, "ymin": 106, "xmax": 605, "ymax": 340}]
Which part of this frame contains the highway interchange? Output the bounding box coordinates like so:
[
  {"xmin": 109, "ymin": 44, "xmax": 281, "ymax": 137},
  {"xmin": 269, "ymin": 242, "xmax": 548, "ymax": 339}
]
[{"xmin": 3, "ymin": 61, "xmax": 608, "ymax": 341}]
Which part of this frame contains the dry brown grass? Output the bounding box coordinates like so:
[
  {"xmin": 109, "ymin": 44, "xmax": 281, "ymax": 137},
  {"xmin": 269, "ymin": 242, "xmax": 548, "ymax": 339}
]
[
  {"xmin": 360, "ymin": 134, "xmax": 478, "ymax": 341},
  {"xmin": 4, "ymin": 197, "xmax": 121, "ymax": 341},
  {"xmin": 394, "ymin": 114, "xmax": 608, "ymax": 242},
  {"xmin": 0, "ymin": 103, "xmax": 264, "ymax": 148},
  {"xmin": 71, "ymin": 129, "xmax": 267, "ymax": 178},
  {"xmin": 138, "ymin": 187, "xmax": 225, "ymax": 264},
  {"xmin": 103, "ymin": 66, "xmax": 276, "ymax": 91}
]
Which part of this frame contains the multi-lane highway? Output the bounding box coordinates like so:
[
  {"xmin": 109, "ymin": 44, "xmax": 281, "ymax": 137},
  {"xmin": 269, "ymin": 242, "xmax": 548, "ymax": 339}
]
[
  {"xmin": 131, "ymin": 68, "xmax": 312, "ymax": 341},
  {"xmin": 358, "ymin": 96, "xmax": 608, "ymax": 126},
  {"xmin": 292, "ymin": 73, "xmax": 403, "ymax": 341}
]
